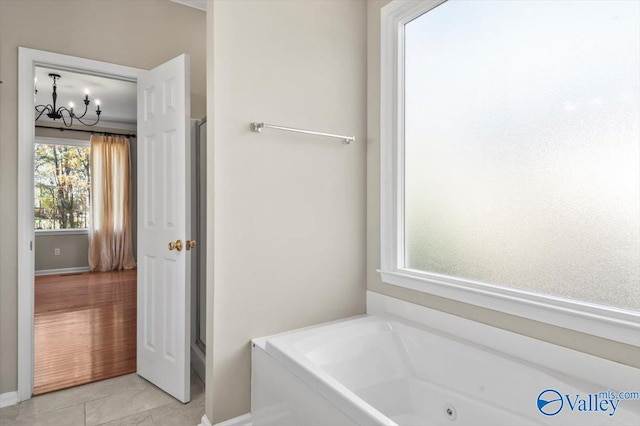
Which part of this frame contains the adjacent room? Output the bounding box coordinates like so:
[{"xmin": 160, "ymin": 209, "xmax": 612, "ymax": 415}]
[{"xmin": 32, "ymin": 67, "xmax": 138, "ymax": 395}]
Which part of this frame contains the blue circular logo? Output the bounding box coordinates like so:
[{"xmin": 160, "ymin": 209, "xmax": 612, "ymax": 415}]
[{"xmin": 537, "ymin": 389, "xmax": 563, "ymax": 416}]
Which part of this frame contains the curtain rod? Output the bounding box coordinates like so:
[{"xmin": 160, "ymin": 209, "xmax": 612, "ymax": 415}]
[{"xmin": 35, "ymin": 125, "xmax": 136, "ymax": 138}]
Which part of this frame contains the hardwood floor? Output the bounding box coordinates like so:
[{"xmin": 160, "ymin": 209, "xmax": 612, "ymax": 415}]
[{"xmin": 34, "ymin": 269, "xmax": 137, "ymax": 396}]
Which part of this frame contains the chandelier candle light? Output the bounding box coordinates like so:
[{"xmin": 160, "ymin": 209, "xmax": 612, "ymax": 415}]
[{"xmin": 35, "ymin": 73, "xmax": 102, "ymax": 127}]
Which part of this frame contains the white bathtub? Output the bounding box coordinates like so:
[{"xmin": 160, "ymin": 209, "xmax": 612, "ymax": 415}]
[{"xmin": 251, "ymin": 294, "xmax": 640, "ymax": 426}]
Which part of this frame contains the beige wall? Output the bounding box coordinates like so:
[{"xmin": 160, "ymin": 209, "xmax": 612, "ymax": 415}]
[
  {"xmin": 0, "ymin": 0, "xmax": 205, "ymax": 394},
  {"xmin": 34, "ymin": 234, "xmax": 89, "ymax": 271},
  {"xmin": 365, "ymin": 0, "xmax": 640, "ymax": 368},
  {"xmin": 205, "ymin": 0, "xmax": 367, "ymax": 422}
]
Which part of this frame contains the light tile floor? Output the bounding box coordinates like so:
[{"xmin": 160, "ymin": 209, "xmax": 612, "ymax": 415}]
[{"xmin": 0, "ymin": 370, "xmax": 205, "ymax": 426}]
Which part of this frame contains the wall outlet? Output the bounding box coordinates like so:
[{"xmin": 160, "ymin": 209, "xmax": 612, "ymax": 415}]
[{"xmin": 54, "ymin": 248, "xmax": 60, "ymax": 256}]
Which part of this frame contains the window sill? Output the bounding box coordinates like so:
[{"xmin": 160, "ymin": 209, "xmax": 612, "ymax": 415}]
[
  {"xmin": 35, "ymin": 229, "xmax": 89, "ymax": 236},
  {"xmin": 378, "ymin": 269, "xmax": 640, "ymax": 347}
]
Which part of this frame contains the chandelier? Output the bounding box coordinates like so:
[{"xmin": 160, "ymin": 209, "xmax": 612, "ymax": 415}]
[{"xmin": 35, "ymin": 73, "xmax": 102, "ymax": 127}]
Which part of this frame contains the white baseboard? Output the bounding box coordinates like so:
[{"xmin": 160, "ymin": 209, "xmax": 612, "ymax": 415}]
[
  {"xmin": 198, "ymin": 414, "xmax": 212, "ymax": 426},
  {"xmin": 0, "ymin": 391, "xmax": 19, "ymax": 408},
  {"xmin": 35, "ymin": 266, "xmax": 90, "ymax": 276},
  {"xmin": 212, "ymin": 413, "xmax": 252, "ymax": 426}
]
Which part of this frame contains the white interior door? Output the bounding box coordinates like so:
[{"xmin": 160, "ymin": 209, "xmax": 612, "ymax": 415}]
[{"xmin": 137, "ymin": 54, "xmax": 191, "ymax": 403}]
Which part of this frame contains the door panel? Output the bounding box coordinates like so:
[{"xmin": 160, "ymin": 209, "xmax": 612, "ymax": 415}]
[{"xmin": 137, "ymin": 54, "xmax": 191, "ymax": 403}]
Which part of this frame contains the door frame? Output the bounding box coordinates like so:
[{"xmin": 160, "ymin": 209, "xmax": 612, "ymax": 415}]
[{"xmin": 17, "ymin": 47, "xmax": 146, "ymax": 401}]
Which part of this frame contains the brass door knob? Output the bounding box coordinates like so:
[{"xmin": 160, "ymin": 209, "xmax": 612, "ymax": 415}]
[
  {"xmin": 186, "ymin": 240, "xmax": 197, "ymax": 250},
  {"xmin": 168, "ymin": 240, "xmax": 183, "ymax": 251}
]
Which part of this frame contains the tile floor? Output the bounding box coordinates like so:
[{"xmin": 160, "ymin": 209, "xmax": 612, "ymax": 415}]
[{"xmin": 0, "ymin": 370, "xmax": 204, "ymax": 426}]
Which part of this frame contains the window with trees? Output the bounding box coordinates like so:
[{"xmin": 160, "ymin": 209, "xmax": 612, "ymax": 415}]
[{"xmin": 34, "ymin": 139, "xmax": 91, "ymax": 230}]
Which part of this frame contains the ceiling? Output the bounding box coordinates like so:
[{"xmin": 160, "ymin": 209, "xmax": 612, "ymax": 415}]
[{"xmin": 35, "ymin": 67, "xmax": 137, "ymax": 126}]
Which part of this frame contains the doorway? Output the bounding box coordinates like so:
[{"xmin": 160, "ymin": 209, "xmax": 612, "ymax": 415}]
[
  {"xmin": 18, "ymin": 48, "xmax": 202, "ymax": 405},
  {"xmin": 32, "ymin": 66, "xmax": 139, "ymax": 395}
]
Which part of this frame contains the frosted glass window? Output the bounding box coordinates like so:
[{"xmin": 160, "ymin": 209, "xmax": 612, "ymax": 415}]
[{"xmin": 404, "ymin": 0, "xmax": 640, "ymax": 311}]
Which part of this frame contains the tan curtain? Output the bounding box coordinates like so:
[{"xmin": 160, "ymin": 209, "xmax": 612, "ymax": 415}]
[{"xmin": 89, "ymin": 135, "xmax": 136, "ymax": 272}]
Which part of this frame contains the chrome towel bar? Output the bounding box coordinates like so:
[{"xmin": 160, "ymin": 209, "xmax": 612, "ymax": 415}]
[{"xmin": 250, "ymin": 122, "xmax": 354, "ymax": 144}]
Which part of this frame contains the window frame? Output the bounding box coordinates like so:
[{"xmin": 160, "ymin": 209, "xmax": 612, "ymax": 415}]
[
  {"xmin": 34, "ymin": 136, "xmax": 91, "ymax": 235},
  {"xmin": 379, "ymin": 0, "xmax": 640, "ymax": 346}
]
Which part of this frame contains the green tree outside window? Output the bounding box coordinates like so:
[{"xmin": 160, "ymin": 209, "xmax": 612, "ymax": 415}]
[{"xmin": 34, "ymin": 143, "xmax": 90, "ymax": 230}]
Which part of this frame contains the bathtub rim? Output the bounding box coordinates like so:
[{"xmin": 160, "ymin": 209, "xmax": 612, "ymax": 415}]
[
  {"xmin": 253, "ymin": 293, "xmax": 640, "ymax": 414},
  {"xmin": 262, "ymin": 313, "xmax": 640, "ymax": 422}
]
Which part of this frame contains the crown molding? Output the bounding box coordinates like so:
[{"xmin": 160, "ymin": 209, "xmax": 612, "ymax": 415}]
[{"xmin": 170, "ymin": 0, "xmax": 207, "ymax": 12}]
